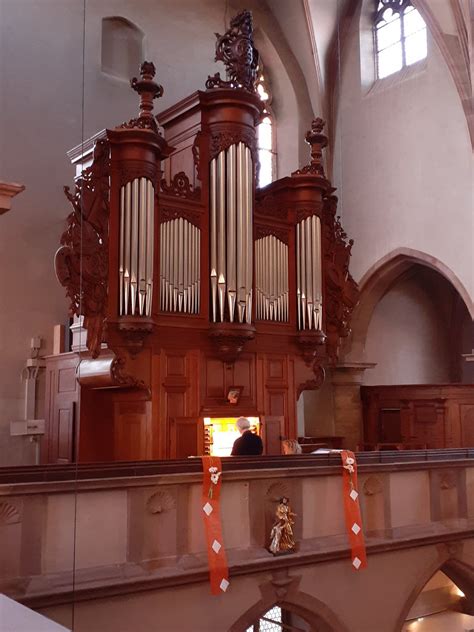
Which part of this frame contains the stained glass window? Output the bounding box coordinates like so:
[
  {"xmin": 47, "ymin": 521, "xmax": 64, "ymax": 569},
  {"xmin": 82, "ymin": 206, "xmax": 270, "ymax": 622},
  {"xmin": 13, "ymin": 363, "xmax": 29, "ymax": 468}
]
[{"xmin": 375, "ymin": 0, "xmax": 427, "ymax": 79}]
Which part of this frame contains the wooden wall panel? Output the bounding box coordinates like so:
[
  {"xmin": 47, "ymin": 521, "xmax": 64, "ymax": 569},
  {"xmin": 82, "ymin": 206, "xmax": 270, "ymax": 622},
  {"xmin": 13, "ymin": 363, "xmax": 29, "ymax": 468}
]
[
  {"xmin": 43, "ymin": 354, "xmax": 79, "ymax": 464},
  {"xmin": 362, "ymin": 385, "xmax": 474, "ymax": 449},
  {"xmin": 460, "ymin": 405, "xmax": 474, "ymax": 446},
  {"xmin": 114, "ymin": 401, "xmax": 151, "ymax": 461}
]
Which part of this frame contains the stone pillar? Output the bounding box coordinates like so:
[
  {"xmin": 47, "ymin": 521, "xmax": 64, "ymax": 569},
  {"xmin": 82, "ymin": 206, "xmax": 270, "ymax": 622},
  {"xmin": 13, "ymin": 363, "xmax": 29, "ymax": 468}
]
[{"xmin": 331, "ymin": 362, "xmax": 375, "ymax": 450}]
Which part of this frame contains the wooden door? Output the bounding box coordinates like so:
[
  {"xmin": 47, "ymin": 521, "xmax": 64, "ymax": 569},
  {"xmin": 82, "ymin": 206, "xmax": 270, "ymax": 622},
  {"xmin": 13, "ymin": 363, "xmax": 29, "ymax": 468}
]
[
  {"xmin": 170, "ymin": 417, "xmax": 203, "ymax": 459},
  {"xmin": 261, "ymin": 415, "xmax": 285, "ymax": 455}
]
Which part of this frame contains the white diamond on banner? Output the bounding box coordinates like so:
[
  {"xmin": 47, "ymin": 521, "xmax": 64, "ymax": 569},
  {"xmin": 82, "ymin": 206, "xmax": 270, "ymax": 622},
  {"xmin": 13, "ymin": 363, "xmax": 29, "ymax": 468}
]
[
  {"xmin": 203, "ymin": 502, "xmax": 213, "ymax": 516},
  {"xmin": 212, "ymin": 539, "xmax": 221, "ymax": 554},
  {"xmin": 220, "ymin": 578, "xmax": 230, "ymax": 592},
  {"xmin": 349, "ymin": 489, "xmax": 358, "ymax": 501},
  {"xmin": 351, "ymin": 522, "xmax": 361, "ymax": 535},
  {"xmin": 352, "ymin": 556, "xmax": 362, "ymax": 570}
]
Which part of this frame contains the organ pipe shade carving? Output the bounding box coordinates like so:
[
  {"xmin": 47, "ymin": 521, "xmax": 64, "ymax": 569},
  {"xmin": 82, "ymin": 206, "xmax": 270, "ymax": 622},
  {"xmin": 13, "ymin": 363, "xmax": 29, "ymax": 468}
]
[
  {"xmin": 210, "ymin": 142, "xmax": 253, "ymax": 324},
  {"xmin": 296, "ymin": 215, "xmax": 322, "ymax": 330},
  {"xmin": 119, "ymin": 177, "xmax": 154, "ymax": 317},
  {"xmin": 160, "ymin": 218, "xmax": 201, "ymax": 314},
  {"xmin": 255, "ymin": 235, "xmax": 288, "ymax": 322}
]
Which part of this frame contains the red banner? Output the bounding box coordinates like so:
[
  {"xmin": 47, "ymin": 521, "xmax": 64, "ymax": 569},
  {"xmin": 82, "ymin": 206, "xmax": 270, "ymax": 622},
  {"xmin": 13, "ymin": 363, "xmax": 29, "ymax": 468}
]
[
  {"xmin": 340, "ymin": 450, "xmax": 367, "ymax": 570},
  {"xmin": 201, "ymin": 455, "xmax": 230, "ymax": 594}
]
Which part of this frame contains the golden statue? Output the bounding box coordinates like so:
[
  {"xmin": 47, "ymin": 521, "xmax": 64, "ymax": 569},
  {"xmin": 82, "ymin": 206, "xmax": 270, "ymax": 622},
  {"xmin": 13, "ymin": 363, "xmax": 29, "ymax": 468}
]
[{"xmin": 269, "ymin": 496, "xmax": 297, "ymax": 554}]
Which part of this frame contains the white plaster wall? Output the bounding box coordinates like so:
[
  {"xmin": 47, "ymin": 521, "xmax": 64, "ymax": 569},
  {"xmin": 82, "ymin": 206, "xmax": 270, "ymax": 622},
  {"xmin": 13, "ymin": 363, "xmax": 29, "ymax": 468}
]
[
  {"xmin": 0, "ymin": 0, "xmax": 305, "ymax": 465},
  {"xmin": 333, "ymin": 19, "xmax": 473, "ymax": 304},
  {"xmin": 364, "ymin": 275, "xmax": 452, "ymax": 385}
]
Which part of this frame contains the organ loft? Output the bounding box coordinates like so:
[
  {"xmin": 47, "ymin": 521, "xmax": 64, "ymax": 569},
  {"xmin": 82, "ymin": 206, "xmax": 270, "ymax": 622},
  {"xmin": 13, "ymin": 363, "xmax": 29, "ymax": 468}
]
[{"xmin": 48, "ymin": 11, "xmax": 358, "ymax": 463}]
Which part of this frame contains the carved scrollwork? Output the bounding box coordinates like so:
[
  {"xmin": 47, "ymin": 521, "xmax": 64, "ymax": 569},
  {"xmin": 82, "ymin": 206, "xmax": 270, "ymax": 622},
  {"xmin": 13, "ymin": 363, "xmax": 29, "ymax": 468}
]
[
  {"xmin": 205, "ymin": 10, "xmax": 259, "ymax": 92},
  {"xmin": 160, "ymin": 206, "xmax": 201, "ymax": 229},
  {"xmin": 110, "ymin": 355, "xmax": 143, "ymax": 388},
  {"xmin": 296, "ymin": 364, "xmax": 325, "ymax": 399},
  {"xmin": 55, "ymin": 139, "xmax": 110, "ymax": 358},
  {"xmin": 296, "ymin": 207, "xmax": 322, "ymax": 223},
  {"xmin": 255, "ymin": 224, "xmax": 289, "ymax": 245},
  {"xmin": 160, "ymin": 172, "xmax": 200, "ymax": 200},
  {"xmin": 209, "ymin": 130, "xmax": 257, "ymax": 165},
  {"xmin": 119, "ymin": 161, "xmax": 158, "ymax": 188},
  {"xmin": 322, "ymin": 193, "xmax": 359, "ymax": 364}
]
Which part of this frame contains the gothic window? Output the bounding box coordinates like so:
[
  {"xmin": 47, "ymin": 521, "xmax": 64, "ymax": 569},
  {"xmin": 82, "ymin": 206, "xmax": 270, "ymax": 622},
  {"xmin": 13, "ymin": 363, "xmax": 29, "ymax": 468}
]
[
  {"xmin": 374, "ymin": 0, "xmax": 427, "ymax": 79},
  {"xmin": 246, "ymin": 606, "xmax": 283, "ymax": 631},
  {"xmin": 101, "ymin": 17, "xmax": 144, "ymax": 81},
  {"xmin": 256, "ymin": 70, "xmax": 276, "ymax": 188}
]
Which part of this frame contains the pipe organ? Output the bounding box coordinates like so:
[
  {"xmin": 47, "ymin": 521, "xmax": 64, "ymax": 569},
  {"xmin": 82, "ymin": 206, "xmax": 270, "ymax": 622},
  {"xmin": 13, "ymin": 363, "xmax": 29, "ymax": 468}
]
[{"xmin": 50, "ymin": 10, "xmax": 358, "ymax": 465}]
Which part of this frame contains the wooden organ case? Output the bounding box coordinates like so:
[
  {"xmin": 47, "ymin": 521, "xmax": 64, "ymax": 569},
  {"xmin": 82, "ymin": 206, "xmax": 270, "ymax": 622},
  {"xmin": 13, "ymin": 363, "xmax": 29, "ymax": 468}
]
[{"xmin": 48, "ymin": 11, "xmax": 358, "ymax": 463}]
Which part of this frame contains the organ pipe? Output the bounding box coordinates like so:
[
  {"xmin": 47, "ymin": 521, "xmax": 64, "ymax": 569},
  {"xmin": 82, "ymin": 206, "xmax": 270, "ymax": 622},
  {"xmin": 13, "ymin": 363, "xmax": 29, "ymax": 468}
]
[
  {"xmin": 160, "ymin": 218, "xmax": 201, "ymax": 315},
  {"xmin": 119, "ymin": 177, "xmax": 154, "ymax": 317},
  {"xmin": 296, "ymin": 215, "xmax": 323, "ymax": 330},
  {"xmin": 255, "ymin": 235, "xmax": 289, "ymax": 323},
  {"xmin": 209, "ymin": 142, "xmax": 254, "ymax": 324}
]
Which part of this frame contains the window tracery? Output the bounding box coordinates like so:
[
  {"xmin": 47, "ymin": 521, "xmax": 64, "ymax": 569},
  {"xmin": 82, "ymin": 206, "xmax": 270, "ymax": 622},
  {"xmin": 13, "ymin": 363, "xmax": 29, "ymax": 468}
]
[{"xmin": 374, "ymin": 0, "xmax": 427, "ymax": 79}]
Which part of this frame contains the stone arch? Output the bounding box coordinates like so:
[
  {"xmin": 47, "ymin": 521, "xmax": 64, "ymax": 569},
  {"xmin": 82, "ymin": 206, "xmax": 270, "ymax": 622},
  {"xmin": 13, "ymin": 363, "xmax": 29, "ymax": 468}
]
[
  {"xmin": 229, "ymin": 588, "xmax": 349, "ymax": 632},
  {"xmin": 394, "ymin": 552, "xmax": 474, "ymax": 631},
  {"xmin": 342, "ymin": 247, "xmax": 473, "ymax": 362}
]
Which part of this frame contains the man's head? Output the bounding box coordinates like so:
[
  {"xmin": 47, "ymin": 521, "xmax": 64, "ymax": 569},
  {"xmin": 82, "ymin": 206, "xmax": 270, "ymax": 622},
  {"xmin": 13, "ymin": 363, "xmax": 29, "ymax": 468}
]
[{"xmin": 236, "ymin": 417, "xmax": 251, "ymax": 435}]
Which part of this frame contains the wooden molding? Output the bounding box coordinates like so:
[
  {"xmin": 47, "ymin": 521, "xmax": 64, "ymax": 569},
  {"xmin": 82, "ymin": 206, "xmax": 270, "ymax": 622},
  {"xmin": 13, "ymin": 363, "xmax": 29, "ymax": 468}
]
[{"xmin": 0, "ymin": 181, "xmax": 25, "ymax": 215}]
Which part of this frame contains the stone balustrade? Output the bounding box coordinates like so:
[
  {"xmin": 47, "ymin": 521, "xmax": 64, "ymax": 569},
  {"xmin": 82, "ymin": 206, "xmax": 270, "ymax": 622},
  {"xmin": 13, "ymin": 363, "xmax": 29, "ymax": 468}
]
[{"xmin": 0, "ymin": 451, "xmax": 473, "ymax": 631}]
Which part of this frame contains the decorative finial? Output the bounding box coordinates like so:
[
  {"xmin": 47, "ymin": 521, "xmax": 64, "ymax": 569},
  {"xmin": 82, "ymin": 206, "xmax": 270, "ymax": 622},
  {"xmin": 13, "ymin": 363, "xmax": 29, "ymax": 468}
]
[
  {"xmin": 205, "ymin": 10, "xmax": 259, "ymax": 92},
  {"xmin": 291, "ymin": 118, "xmax": 328, "ymax": 177},
  {"xmin": 120, "ymin": 61, "xmax": 164, "ymax": 133}
]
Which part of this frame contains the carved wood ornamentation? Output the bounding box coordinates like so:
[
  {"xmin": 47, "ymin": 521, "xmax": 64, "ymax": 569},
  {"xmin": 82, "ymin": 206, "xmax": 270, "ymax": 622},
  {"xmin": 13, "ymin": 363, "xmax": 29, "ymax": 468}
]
[
  {"xmin": 322, "ymin": 193, "xmax": 359, "ymax": 364},
  {"xmin": 208, "ymin": 323, "xmax": 255, "ymax": 364},
  {"xmin": 255, "ymin": 195, "xmax": 289, "ymax": 221},
  {"xmin": 255, "ymin": 224, "xmax": 289, "ymax": 245},
  {"xmin": 160, "ymin": 205, "xmax": 202, "ymax": 228},
  {"xmin": 119, "ymin": 61, "xmax": 163, "ymax": 135},
  {"xmin": 160, "ymin": 172, "xmax": 200, "ymax": 200},
  {"xmin": 296, "ymin": 364, "xmax": 326, "ymax": 399},
  {"xmin": 209, "ymin": 129, "xmax": 258, "ymax": 165},
  {"xmin": 55, "ymin": 138, "xmax": 110, "ymax": 358},
  {"xmin": 291, "ymin": 118, "xmax": 327, "ymax": 178},
  {"xmin": 119, "ymin": 161, "xmax": 159, "ymax": 189},
  {"xmin": 205, "ymin": 10, "xmax": 259, "ymax": 92}
]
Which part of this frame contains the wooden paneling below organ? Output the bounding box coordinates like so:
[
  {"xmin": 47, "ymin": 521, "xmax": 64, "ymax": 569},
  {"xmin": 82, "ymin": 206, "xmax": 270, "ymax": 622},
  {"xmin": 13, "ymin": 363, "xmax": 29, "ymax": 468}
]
[{"xmin": 47, "ymin": 11, "xmax": 358, "ymax": 463}]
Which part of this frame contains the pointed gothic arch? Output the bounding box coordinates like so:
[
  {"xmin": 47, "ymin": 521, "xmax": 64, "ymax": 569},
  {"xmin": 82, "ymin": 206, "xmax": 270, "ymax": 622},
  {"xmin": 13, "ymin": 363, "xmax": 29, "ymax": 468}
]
[{"xmin": 342, "ymin": 247, "xmax": 473, "ymax": 362}]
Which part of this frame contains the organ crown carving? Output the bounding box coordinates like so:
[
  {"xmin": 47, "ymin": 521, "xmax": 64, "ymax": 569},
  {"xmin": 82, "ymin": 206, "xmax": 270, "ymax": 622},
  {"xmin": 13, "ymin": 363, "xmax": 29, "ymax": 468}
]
[{"xmin": 205, "ymin": 10, "xmax": 259, "ymax": 92}]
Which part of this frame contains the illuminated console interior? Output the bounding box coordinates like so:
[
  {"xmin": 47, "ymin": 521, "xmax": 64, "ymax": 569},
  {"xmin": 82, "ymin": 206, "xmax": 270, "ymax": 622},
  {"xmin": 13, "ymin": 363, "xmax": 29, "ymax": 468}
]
[{"xmin": 203, "ymin": 417, "xmax": 260, "ymax": 456}]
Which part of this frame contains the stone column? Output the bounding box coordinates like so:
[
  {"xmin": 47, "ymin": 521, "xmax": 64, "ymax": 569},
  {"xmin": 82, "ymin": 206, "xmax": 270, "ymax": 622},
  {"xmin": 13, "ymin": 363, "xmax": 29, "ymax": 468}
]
[{"xmin": 331, "ymin": 362, "xmax": 375, "ymax": 450}]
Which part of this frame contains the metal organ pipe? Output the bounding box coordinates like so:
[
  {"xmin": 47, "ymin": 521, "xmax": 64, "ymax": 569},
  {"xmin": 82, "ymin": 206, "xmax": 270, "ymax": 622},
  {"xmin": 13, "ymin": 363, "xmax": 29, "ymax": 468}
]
[
  {"xmin": 159, "ymin": 217, "xmax": 201, "ymax": 315},
  {"xmin": 119, "ymin": 178, "xmax": 154, "ymax": 317},
  {"xmin": 254, "ymin": 235, "xmax": 289, "ymax": 323},
  {"xmin": 209, "ymin": 142, "xmax": 254, "ymax": 325},
  {"xmin": 296, "ymin": 215, "xmax": 323, "ymax": 330}
]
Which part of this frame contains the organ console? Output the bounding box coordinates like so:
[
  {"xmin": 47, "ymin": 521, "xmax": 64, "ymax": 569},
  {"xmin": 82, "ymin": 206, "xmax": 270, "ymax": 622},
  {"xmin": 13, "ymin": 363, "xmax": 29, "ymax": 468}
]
[{"xmin": 48, "ymin": 10, "xmax": 358, "ymax": 463}]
